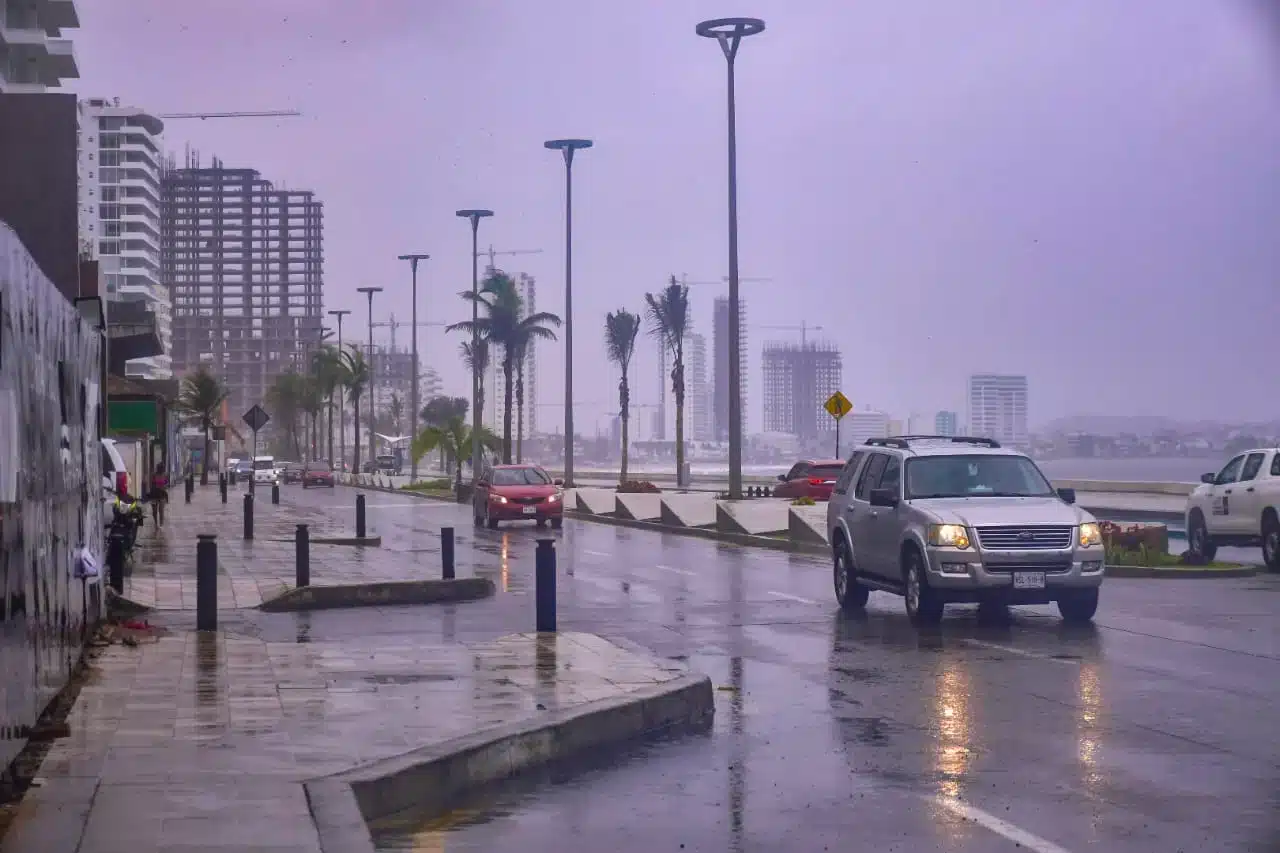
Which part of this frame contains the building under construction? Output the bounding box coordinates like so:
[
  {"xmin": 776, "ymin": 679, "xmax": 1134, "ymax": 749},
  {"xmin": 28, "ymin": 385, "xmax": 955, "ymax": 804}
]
[
  {"xmin": 761, "ymin": 341, "xmax": 843, "ymax": 441},
  {"xmin": 161, "ymin": 154, "xmax": 324, "ymax": 414}
]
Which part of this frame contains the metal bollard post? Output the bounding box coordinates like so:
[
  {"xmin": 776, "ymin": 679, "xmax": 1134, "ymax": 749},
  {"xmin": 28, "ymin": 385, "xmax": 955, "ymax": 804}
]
[
  {"xmin": 271, "ymin": 482, "xmax": 280, "ymax": 505},
  {"xmin": 107, "ymin": 534, "xmax": 125, "ymax": 595},
  {"xmin": 295, "ymin": 524, "xmax": 310, "ymax": 587},
  {"xmin": 220, "ymin": 474, "xmax": 228, "ymax": 504},
  {"xmin": 185, "ymin": 475, "xmax": 193, "ymax": 504},
  {"xmin": 196, "ymin": 534, "xmax": 217, "ymax": 631},
  {"xmin": 243, "ymin": 493, "xmax": 254, "ymax": 540},
  {"xmin": 355, "ymin": 493, "xmax": 366, "ymax": 539},
  {"xmin": 535, "ymin": 538, "xmax": 557, "ymax": 632},
  {"xmin": 441, "ymin": 527, "xmax": 455, "ymax": 580}
]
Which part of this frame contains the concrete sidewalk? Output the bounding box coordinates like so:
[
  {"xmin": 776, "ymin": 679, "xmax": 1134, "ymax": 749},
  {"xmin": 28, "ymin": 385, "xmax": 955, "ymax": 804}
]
[{"xmin": 0, "ymin": 618, "xmax": 708, "ymax": 853}]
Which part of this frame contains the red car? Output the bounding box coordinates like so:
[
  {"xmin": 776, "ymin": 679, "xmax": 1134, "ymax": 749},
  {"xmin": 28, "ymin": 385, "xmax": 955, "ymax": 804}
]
[
  {"xmin": 474, "ymin": 465, "xmax": 565, "ymax": 529},
  {"xmin": 772, "ymin": 459, "xmax": 845, "ymax": 501},
  {"xmin": 301, "ymin": 461, "xmax": 335, "ymax": 488}
]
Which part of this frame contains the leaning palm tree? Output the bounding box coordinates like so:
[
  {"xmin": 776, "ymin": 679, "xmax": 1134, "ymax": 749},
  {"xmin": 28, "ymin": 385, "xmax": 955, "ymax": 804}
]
[
  {"xmin": 411, "ymin": 416, "xmax": 501, "ymax": 495},
  {"xmin": 605, "ymin": 309, "xmax": 641, "ymax": 483},
  {"xmin": 509, "ymin": 310, "xmax": 560, "ymax": 463},
  {"xmin": 310, "ymin": 345, "xmax": 345, "ymax": 463},
  {"xmin": 459, "ymin": 339, "xmax": 490, "ymax": 443},
  {"xmin": 175, "ymin": 366, "xmax": 230, "ymax": 484},
  {"xmin": 340, "ymin": 346, "xmax": 371, "ymax": 471},
  {"xmin": 301, "ymin": 376, "xmax": 326, "ymax": 462},
  {"xmin": 646, "ymin": 276, "xmax": 691, "ymax": 483}
]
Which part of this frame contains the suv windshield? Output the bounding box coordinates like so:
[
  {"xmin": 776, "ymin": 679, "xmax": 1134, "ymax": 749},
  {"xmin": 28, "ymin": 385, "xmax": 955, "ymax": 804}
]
[
  {"xmin": 253, "ymin": 459, "xmax": 274, "ymax": 470},
  {"xmin": 905, "ymin": 454, "xmax": 1054, "ymax": 499},
  {"xmin": 491, "ymin": 467, "xmax": 552, "ymax": 486}
]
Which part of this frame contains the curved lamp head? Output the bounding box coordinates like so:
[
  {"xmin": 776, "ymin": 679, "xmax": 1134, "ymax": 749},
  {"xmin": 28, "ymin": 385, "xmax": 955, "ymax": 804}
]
[
  {"xmin": 327, "ymin": 309, "xmax": 351, "ymax": 318},
  {"xmin": 455, "ymin": 209, "xmax": 493, "ymax": 220},
  {"xmin": 695, "ymin": 17, "xmax": 765, "ymax": 38},
  {"xmin": 544, "ymin": 139, "xmax": 593, "ymax": 152},
  {"xmin": 356, "ymin": 286, "xmax": 383, "ymax": 297},
  {"xmin": 397, "ymin": 253, "xmax": 430, "ymax": 262}
]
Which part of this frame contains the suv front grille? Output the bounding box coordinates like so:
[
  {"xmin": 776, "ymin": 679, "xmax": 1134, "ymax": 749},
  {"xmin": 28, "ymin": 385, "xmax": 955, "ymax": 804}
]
[
  {"xmin": 983, "ymin": 560, "xmax": 1073, "ymax": 574},
  {"xmin": 975, "ymin": 526, "xmax": 1073, "ymax": 550}
]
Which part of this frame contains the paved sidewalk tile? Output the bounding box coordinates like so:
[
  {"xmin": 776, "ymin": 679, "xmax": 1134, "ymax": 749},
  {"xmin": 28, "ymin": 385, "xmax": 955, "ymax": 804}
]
[{"xmin": 0, "ymin": 625, "xmax": 689, "ymax": 853}]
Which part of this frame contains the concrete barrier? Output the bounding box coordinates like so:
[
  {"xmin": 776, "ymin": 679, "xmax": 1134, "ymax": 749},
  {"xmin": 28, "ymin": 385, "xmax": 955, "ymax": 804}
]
[
  {"xmin": 259, "ymin": 577, "xmax": 493, "ymax": 612},
  {"xmin": 616, "ymin": 492, "xmax": 662, "ymax": 521},
  {"xmin": 789, "ymin": 505, "xmax": 829, "ymax": 547},
  {"xmin": 660, "ymin": 494, "xmax": 717, "ymax": 528},
  {"xmin": 716, "ymin": 499, "xmax": 789, "ymax": 535},
  {"xmin": 574, "ymin": 487, "xmax": 618, "ymax": 515}
]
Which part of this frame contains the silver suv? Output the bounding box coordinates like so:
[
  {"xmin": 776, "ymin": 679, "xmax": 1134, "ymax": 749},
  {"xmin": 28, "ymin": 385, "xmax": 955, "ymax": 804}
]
[{"xmin": 827, "ymin": 436, "xmax": 1105, "ymax": 624}]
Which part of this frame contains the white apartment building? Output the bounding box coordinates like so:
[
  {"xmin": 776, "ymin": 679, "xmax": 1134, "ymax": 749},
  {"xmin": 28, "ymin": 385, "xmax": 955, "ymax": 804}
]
[
  {"xmin": 685, "ymin": 331, "xmax": 710, "ymax": 441},
  {"xmin": 968, "ymin": 374, "xmax": 1028, "ymax": 449},
  {"xmin": 845, "ymin": 410, "xmax": 890, "ymax": 448},
  {"xmin": 0, "ymin": 0, "xmax": 79, "ymax": 92},
  {"xmin": 78, "ymin": 97, "xmax": 171, "ymax": 378}
]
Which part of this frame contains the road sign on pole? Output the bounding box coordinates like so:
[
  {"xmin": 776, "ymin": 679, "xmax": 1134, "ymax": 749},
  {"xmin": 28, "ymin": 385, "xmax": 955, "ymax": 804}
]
[
  {"xmin": 824, "ymin": 392, "xmax": 852, "ymax": 458},
  {"xmin": 242, "ymin": 405, "xmax": 270, "ymax": 494}
]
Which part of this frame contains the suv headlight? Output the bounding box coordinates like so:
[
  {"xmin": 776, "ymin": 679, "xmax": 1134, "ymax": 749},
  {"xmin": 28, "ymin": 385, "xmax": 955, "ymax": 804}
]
[
  {"xmin": 927, "ymin": 524, "xmax": 971, "ymax": 549},
  {"xmin": 1078, "ymin": 522, "xmax": 1102, "ymax": 548}
]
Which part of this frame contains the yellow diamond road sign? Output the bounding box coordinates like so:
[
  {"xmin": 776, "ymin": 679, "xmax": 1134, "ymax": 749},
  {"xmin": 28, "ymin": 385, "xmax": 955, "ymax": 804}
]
[{"xmin": 824, "ymin": 391, "xmax": 852, "ymax": 420}]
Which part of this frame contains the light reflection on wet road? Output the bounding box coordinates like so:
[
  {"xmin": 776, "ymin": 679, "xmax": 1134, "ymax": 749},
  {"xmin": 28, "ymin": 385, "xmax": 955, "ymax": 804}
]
[{"xmin": 285, "ymin": 488, "xmax": 1279, "ymax": 852}]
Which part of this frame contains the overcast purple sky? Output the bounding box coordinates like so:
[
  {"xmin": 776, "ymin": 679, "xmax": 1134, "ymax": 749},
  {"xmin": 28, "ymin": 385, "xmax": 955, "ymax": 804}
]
[{"xmin": 73, "ymin": 0, "xmax": 1279, "ymax": 431}]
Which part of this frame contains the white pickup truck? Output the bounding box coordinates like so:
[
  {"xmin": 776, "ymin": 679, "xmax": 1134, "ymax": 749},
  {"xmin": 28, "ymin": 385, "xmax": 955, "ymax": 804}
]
[{"xmin": 1184, "ymin": 447, "xmax": 1280, "ymax": 570}]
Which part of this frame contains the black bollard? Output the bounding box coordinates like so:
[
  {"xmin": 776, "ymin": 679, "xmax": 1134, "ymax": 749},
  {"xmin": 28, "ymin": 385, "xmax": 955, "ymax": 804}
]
[
  {"xmin": 295, "ymin": 524, "xmax": 310, "ymax": 587},
  {"xmin": 196, "ymin": 534, "xmax": 217, "ymax": 631},
  {"xmin": 355, "ymin": 493, "xmax": 366, "ymax": 539},
  {"xmin": 229, "ymin": 469, "xmax": 237, "ymax": 487},
  {"xmin": 441, "ymin": 527, "xmax": 455, "ymax": 580},
  {"xmin": 107, "ymin": 533, "xmax": 125, "ymax": 594},
  {"xmin": 243, "ymin": 492, "xmax": 254, "ymax": 540},
  {"xmin": 271, "ymin": 482, "xmax": 280, "ymax": 505},
  {"xmin": 535, "ymin": 538, "xmax": 557, "ymax": 632},
  {"xmin": 185, "ymin": 475, "xmax": 193, "ymax": 504},
  {"xmin": 220, "ymin": 474, "xmax": 228, "ymax": 504}
]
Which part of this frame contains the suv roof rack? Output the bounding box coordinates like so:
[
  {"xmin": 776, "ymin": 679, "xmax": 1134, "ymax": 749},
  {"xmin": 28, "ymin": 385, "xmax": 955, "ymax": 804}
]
[{"xmin": 864, "ymin": 435, "xmax": 1002, "ymax": 450}]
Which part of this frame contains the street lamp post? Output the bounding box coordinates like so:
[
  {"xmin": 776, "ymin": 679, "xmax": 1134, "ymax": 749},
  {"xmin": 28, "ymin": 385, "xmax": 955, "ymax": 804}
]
[
  {"xmin": 327, "ymin": 309, "xmax": 350, "ymax": 470},
  {"xmin": 696, "ymin": 16, "xmax": 765, "ymax": 502},
  {"xmin": 544, "ymin": 139, "xmax": 592, "ymax": 488},
  {"xmin": 356, "ymin": 286, "xmax": 382, "ymax": 471},
  {"xmin": 455, "ymin": 209, "xmax": 493, "ymax": 485},
  {"xmin": 398, "ymin": 253, "xmax": 430, "ymax": 484}
]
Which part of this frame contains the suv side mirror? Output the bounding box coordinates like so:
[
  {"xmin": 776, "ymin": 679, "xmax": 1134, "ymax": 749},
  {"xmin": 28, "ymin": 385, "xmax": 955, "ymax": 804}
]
[
  {"xmin": 777, "ymin": 473, "xmax": 788, "ymax": 482},
  {"xmin": 869, "ymin": 488, "xmax": 899, "ymax": 508},
  {"xmin": 1057, "ymin": 487, "xmax": 1076, "ymax": 505},
  {"xmin": 1200, "ymin": 473, "xmax": 1215, "ymax": 484}
]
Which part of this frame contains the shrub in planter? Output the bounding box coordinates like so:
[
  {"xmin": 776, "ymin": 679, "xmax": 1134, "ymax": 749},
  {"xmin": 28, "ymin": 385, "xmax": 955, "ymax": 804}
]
[
  {"xmin": 1099, "ymin": 521, "xmax": 1169, "ymax": 555},
  {"xmin": 791, "ymin": 496, "xmax": 817, "ymax": 506},
  {"xmin": 617, "ymin": 480, "xmax": 661, "ymax": 494}
]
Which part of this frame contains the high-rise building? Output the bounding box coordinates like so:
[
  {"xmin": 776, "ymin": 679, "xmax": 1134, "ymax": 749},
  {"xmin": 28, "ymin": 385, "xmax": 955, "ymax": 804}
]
[
  {"xmin": 685, "ymin": 332, "xmax": 710, "ymax": 441},
  {"xmin": 78, "ymin": 98, "xmax": 171, "ymax": 379},
  {"xmin": 161, "ymin": 157, "xmax": 324, "ymax": 413},
  {"xmin": 845, "ymin": 410, "xmax": 890, "ymax": 447},
  {"xmin": 761, "ymin": 341, "xmax": 842, "ymax": 441},
  {"xmin": 0, "ymin": 0, "xmax": 80, "ymax": 93},
  {"xmin": 935, "ymin": 410, "xmax": 959, "ymax": 436},
  {"xmin": 968, "ymin": 374, "xmax": 1028, "ymax": 448},
  {"xmin": 713, "ymin": 295, "xmax": 748, "ymax": 440},
  {"xmin": 519, "ymin": 273, "xmax": 538, "ymax": 437}
]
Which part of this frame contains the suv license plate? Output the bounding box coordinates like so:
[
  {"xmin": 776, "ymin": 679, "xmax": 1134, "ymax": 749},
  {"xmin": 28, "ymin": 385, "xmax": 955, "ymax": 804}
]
[
  {"xmin": 522, "ymin": 506, "xmax": 537, "ymax": 515},
  {"xmin": 1013, "ymin": 572, "xmax": 1046, "ymax": 590}
]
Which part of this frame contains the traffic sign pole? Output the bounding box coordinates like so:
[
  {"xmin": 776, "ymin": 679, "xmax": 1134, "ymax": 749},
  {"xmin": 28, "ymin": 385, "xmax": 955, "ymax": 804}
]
[
  {"xmin": 824, "ymin": 391, "xmax": 852, "ymax": 460},
  {"xmin": 242, "ymin": 405, "xmax": 272, "ymax": 497}
]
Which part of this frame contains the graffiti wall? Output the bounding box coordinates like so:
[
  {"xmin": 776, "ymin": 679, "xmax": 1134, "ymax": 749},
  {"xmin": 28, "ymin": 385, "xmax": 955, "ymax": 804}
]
[{"xmin": 0, "ymin": 221, "xmax": 103, "ymax": 768}]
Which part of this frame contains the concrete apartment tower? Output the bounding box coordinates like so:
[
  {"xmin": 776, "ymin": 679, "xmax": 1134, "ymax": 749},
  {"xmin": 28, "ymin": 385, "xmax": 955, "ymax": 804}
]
[
  {"xmin": 761, "ymin": 341, "xmax": 842, "ymax": 442},
  {"xmin": 712, "ymin": 295, "xmax": 748, "ymax": 441},
  {"xmin": 78, "ymin": 98, "xmax": 171, "ymax": 378},
  {"xmin": 0, "ymin": 0, "xmax": 79, "ymax": 93},
  {"xmin": 968, "ymin": 374, "xmax": 1029, "ymax": 448}
]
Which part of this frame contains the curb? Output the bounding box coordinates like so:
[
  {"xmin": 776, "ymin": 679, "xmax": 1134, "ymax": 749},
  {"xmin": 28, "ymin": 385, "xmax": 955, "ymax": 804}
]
[
  {"xmin": 566, "ymin": 508, "xmax": 828, "ymax": 555},
  {"xmin": 1104, "ymin": 564, "xmax": 1257, "ymax": 579},
  {"xmin": 303, "ymin": 671, "xmax": 713, "ymax": 853},
  {"xmin": 258, "ymin": 577, "xmax": 494, "ymax": 612}
]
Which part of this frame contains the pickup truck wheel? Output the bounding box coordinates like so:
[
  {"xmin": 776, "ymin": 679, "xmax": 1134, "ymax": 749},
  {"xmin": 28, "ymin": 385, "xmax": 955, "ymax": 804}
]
[
  {"xmin": 1262, "ymin": 511, "xmax": 1280, "ymax": 572},
  {"xmin": 1058, "ymin": 589, "xmax": 1099, "ymax": 623},
  {"xmin": 833, "ymin": 537, "xmax": 869, "ymax": 611},
  {"xmin": 1187, "ymin": 512, "xmax": 1217, "ymax": 562},
  {"xmin": 903, "ymin": 547, "xmax": 944, "ymax": 625}
]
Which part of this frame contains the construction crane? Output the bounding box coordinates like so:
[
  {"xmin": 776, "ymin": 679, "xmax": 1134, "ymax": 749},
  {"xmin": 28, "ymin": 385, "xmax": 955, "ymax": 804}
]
[
  {"xmin": 756, "ymin": 322, "xmax": 825, "ymax": 347},
  {"xmin": 475, "ymin": 246, "xmax": 543, "ymax": 271},
  {"xmin": 157, "ymin": 110, "xmax": 302, "ymax": 120},
  {"xmin": 371, "ymin": 315, "xmax": 447, "ymax": 352}
]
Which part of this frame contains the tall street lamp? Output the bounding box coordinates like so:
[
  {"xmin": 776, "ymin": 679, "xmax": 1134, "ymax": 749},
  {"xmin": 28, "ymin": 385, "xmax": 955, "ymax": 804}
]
[
  {"xmin": 356, "ymin": 286, "xmax": 382, "ymax": 471},
  {"xmin": 455, "ymin": 209, "xmax": 493, "ymax": 485},
  {"xmin": 398, "ymin": 253, "xmax": 430, "ymax": 484},
  {"xmin": 544, "ymin": 138, "xmax": 592, "ymax": 488},
  {"xmin": 696, "ymin": 16, "xmax": 765, "ymax": 502},
  {"xmin": 328, "ymin": 309, "xmax": 350, "ymax": 470}
]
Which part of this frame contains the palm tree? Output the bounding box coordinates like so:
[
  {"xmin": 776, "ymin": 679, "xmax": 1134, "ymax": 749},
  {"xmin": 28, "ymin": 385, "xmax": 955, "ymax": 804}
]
[
  {"xmin": 175, "ymin": 366, "xmax": 230, "ymax": 484},
  {"xmin": 301, "ymin": 376, "xmax": 325, "ymax": 462},
  {"xmin": 266, "ymin": 370, "xmax": 309, "ymax": 459},
  {"xmin": 646, "ymin": 276, "xmax": 691, "ymax": 483},
  {"xmin": 458, "ymin": 338, "xmax": 490, "ymax": 450},
  {"xmin": 410, "ymin": 416, "xmax": 500, "ymax": 494},
  {"xmin": 388, "ymin": 393, "xmax": 404, "ymax": 435},
  {"xmin": 605, "ymin": 310, "xmax": 641, "ymax": 483},
  {"xmin": 340, "ymin": 346, "xmax": 371, "ymax": 471},
  {"xmin": 449, "ymin": 271, "xmax": 560, "ymax": 463},
  {"xmin": 311, "ymin": 345, "xmax": 345, "ymax": 463}
]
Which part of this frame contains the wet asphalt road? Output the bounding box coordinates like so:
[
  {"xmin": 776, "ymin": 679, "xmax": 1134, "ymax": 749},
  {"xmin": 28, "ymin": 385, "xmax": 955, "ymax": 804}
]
[{"xmin": 267, "ymin": 486, "xmax": 1279, "ymax": 852}]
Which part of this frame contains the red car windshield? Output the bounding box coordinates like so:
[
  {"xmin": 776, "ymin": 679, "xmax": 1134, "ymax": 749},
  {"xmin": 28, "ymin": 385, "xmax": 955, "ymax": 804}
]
[{"xmin": 491, "ymin": 467, "xmax": 552, "ymax": 486}]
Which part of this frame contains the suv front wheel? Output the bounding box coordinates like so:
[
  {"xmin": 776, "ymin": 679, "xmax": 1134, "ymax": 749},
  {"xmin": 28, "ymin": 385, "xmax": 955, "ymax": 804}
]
[
  {"xmin": 1057, "ymin": 589, "xmax": 1099, "ymax": 623},
  {"xmin": 903, "ymin": 547, "xmax": 944, "ymax": 625},
  {"xmin": 833, "ymin": 537, "xmax": 869, "ymax": 611}
]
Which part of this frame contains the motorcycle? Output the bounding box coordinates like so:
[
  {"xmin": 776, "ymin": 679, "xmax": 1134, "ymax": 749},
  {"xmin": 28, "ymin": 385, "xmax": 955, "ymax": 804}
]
[{"xmin": 106, "ymin": 497, "xmax": 145, "ymax": 566}]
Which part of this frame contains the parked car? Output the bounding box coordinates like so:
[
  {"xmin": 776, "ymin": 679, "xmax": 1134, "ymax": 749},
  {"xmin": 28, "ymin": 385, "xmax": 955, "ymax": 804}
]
[
  {"xmin": 773, "ymin": 459, "xmax": 845, "ymax": 501},
  {"xmin": 827, "ymin": 435, "xmax": 1105, "ymax": 624},
  {"xmin": 302, "ymin": 461, "xmax": 336, "ymax": 488},
  {"xmin": 1184, "ymin": 447, "xmax": 1280, "ymax": 571},
  {"xmin": 281, "ymin": 461, "xmax": 306, "ymax": 484},
  {"xmin": 473, "ymin": 465, "xmax": 564, "ymax": 529},
  {"xmin": 101, "ymin": 438, "xmax": 129, "ymax": 513}
]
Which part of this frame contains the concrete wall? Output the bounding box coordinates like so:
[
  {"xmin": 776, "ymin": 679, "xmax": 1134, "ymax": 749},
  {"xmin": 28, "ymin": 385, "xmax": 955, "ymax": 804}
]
[{"xmin": 0, "ymin": 221, "xmax": 104, "ymax": 765}]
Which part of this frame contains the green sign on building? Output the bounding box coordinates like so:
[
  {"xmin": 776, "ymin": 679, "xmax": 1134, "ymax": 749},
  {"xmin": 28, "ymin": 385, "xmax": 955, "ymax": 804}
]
[{"xmin": 107, "ymin": 399, "xmax": 159, "ymax": 434}]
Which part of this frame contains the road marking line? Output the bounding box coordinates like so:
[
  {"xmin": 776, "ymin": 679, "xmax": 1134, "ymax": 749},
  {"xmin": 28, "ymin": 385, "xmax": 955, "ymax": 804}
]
[
  {"xmin": 656, "ymin": 565, "xmax": 695, "ymax": 576},
  {"xmin": 933, "ymin": 796, "xmax": 1074, "ymax": 853},
  {"xmin": 767, "ymin": 590, "xmax": 819, "ymax": 605},
  {"xmin": 582, "ymin": 549, "xmax": 611, "ymax": 557},
  {"xmin": 962, "ymin": 638, "xmax": 1078, "ymax": 665},
  {"xmin": 361, "ymin": 502, "xmax": 454, "ymax": 509}
]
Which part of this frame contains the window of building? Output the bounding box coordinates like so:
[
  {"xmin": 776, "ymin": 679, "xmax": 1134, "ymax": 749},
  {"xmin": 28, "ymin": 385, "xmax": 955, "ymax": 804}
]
[{"xmin": 100, "ymin": 241, "xmax": 120, "ymax": 255}]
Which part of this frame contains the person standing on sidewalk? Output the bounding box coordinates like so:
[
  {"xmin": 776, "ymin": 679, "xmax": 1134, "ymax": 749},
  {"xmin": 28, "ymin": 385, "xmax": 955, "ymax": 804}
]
[{"xmin": 149, "ymin": 463, "xmax": 169, "ymax": 527}]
